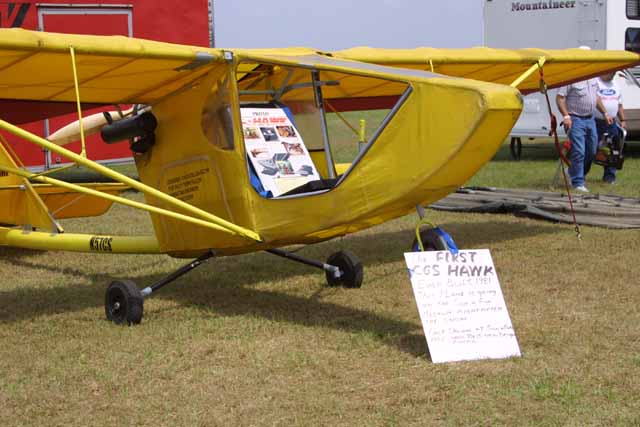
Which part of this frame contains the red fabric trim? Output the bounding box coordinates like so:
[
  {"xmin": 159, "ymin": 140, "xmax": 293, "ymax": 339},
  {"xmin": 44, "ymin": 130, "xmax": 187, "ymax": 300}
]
[
  {"xmin": 324, "ymin": 96, "xmax": 400, "ymax": 112},
  {"xmin": 0, "ymin": 100, "xmax": 104, "ymax": 124}
]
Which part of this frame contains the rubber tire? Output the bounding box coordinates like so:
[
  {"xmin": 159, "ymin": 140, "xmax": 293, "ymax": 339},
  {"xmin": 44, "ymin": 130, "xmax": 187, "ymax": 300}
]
[
  {"xmin": 105, "ymin": 279, "xmax": 144, "ymax": 325},
  {"xmin": 325, "ymin": 250, "xmax": 363, "ymax": 288},
  {"xmin": 412, "ymin": 228, "xmax": 449, "ymax": 252}
]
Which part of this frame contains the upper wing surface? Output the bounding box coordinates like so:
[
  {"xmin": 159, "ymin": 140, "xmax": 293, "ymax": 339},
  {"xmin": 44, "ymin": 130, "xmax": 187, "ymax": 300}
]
[
  {"xmin": 0, "ymin": 28, "xmax": 222, "ymax": 105},
  {"xmin": 333, "ymin": 47, "xmax": 640, "ymax": 92},
  {"xmin": 3, "ymin": 29, "xmax": 638, "ymax": 105}
]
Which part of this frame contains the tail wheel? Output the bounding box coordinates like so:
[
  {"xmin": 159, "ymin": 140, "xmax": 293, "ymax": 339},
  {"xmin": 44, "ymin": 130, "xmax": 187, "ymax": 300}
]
[
  {"xmin": 412, "ymin": 228, "xmax": 449, "ymax": 252},
  {"xmin": 325, "ymin": 250, "xmax": 363, "ymax": 288},
  {"xmin": 105, "ymin": 280, "xmax": 144, "ymax": 325}
]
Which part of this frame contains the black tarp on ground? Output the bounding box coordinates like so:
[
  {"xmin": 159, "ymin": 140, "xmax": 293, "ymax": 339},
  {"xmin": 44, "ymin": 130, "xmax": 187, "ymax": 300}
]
[{"xmin": 429, "ymin": 187, "xmax": 640, "ymax": 229}]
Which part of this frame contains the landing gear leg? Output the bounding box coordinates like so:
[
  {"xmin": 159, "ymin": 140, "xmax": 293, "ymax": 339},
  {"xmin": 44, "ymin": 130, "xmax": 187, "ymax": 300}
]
[
  {"xmin": 104, "ymin": 250, "xmax": 215, "ymax": 325},
  {"xmin": 266, "ymin": 248, "xmax": 363, "ymax": 288}
]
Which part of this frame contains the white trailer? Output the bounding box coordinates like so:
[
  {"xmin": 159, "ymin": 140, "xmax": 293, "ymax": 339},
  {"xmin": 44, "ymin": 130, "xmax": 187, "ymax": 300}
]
[{"xmin": 484, "ymin": 0, "xmax": 640, "ymax": 158}]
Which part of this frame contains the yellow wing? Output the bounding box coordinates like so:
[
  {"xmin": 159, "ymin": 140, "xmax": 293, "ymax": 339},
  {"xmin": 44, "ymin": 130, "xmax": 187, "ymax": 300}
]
[
  {"xmin": 0, "ymin": 28, "xmax": 222, "ymax": 104},
  {"xmin": 2, "ymin": 28, "xmax": 638, "ymax": 103},
  {"xmin": 333, "ymin": 47, "xmax": 640, "ymax": 93}
]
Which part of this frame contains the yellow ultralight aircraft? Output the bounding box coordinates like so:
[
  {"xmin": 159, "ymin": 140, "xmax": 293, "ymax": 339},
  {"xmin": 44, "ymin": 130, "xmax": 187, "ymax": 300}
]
[{"xmin": 0, "ymin": 29, "xmax": 637, "ymax": 324}]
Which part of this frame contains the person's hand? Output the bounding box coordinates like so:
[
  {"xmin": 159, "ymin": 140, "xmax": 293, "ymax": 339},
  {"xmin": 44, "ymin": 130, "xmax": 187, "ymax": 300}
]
[
  {"xmin": 605, "ymin": 113, "xmax": 614, "ymax": 125},
  {"xmin": 620, "ymin": 120, "xmax": 627, "ymax": 129},
  {"xmin": 562, "ymin": 115, "xmax": 572, "ymax": 131}
]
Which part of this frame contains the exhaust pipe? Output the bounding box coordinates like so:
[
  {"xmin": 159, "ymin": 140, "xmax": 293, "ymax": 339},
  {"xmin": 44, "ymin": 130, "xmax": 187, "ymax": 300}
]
[{"xmin": 101, "ymin": 111, "xmax": 158, "ymax": 154}]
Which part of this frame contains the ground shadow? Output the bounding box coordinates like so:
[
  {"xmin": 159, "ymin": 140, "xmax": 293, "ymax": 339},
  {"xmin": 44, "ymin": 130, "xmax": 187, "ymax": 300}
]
[
  {"xmin": 0, "ymin": 262, "xmax": 429, "ymax": 358},
  {"xmin": 0, "ymin": 217, "xmax": 562, "ymax": 357},
  {"xmin": 0, "ymin": 246, "xmax": 48, "ymax": 260}
]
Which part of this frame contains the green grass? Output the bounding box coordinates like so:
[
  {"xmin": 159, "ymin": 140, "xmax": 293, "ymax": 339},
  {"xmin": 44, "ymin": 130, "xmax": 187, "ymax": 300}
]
[
  {"xmin": 2, "ymin": 125, "xmax": 640, "ymax": 425},
  {"xmin": 1, "ymin": 203, "xmax": 639, "ymax": 426},
  {"xmin": 468, "ymin": 139, "xmax": 640, "ymax": 197}
]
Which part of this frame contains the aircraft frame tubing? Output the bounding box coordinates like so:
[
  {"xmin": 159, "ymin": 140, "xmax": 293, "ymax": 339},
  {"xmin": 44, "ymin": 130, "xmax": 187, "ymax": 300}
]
[
  {"xmin": 266, "ymin": 248, "xmax": 341, "ymax": 278},
  {"xmin": 0, "ymin": 226, "xmax": 161, "ymax": 254},
  {"xmin": 0, "ymin": 116, "xmax": 262, "ymax": 242},
  {"xmin": 140, "ymin": 250, "xmax": 216, "ymax": 298}
]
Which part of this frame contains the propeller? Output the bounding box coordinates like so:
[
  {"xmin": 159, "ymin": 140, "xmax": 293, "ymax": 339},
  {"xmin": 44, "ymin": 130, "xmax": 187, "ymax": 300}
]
[{"xmin": 47, "ymin": 106, "xmax": 135, "ymax": 146}]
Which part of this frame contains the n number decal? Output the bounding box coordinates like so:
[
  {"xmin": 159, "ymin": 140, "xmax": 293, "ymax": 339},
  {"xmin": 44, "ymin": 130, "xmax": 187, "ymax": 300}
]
[{"xmin": 0, "ymin": 3, "xmax": 30, "ymax": 28}]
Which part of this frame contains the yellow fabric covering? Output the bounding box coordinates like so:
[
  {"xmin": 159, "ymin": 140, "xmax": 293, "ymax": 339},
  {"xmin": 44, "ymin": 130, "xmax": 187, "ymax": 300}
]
[
  {"xmin": 333, "ymin": 47, "xmax": 640, "ymax": 93},
  {"xmin": 1, "ymin": 29, "xmax": 638, "ymax": 256}
]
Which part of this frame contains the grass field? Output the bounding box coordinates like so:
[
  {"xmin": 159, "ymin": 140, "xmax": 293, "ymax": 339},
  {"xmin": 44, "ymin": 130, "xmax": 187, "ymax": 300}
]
[{"xmin": 2, "ymin": 126, "xmax": 640, "ymax": 425}]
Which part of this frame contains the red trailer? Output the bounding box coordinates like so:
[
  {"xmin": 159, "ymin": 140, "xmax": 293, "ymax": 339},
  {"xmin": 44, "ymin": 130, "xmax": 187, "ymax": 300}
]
[{"xmin": 0, "ymin": 1, "xmax": 212, "ymax": 169}]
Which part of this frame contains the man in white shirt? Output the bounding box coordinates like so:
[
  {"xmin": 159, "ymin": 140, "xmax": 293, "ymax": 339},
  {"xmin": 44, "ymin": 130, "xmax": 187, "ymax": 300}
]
[
  {"xmin": 556, "ymin": 78, "xmax": 611, "ymax": 193},
  {"xmin": 595, "ymin": 72, "xmax": 626, "ymax": 184}
]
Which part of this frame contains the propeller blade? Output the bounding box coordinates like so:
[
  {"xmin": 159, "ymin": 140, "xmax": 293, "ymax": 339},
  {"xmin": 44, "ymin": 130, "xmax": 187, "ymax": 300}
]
[{"xmin": 47, "ymin": 107, "xmax": 134, "ymax": 146}]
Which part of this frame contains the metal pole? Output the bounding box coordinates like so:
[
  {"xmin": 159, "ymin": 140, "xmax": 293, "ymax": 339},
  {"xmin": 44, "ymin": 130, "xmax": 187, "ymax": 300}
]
[
  {"xmin": 43, "ymin": 119, "xmax": 51, "ymax": 170},
  {"xmin": 267, "ymin": 248, "xmax": 341, "ymax": 277},
  {"xmin": 267, "ymin": 248, "xmax": 325, "ymax": 269},
  {"xmin": 312, "ymin": 70, "xmax": 336, "ymax": 179},
  {"xmin": 141, "ymin": 250, "xmax": 215, "ymax": 297},
  {"xmin": 358, "ymin": 119, "xmax": 366, "ymax": 153}
]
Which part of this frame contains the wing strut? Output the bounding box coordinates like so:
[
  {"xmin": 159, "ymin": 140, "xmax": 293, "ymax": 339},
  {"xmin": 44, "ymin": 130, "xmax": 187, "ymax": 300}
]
[
  {"xmin": 0, "ymin": 46, "xmax": 261, "ymax": 242},
  {"xmin": 510, "ymin": 57, "xmax": 546, "ymax": 88},
  {"xmin": 0, "ymin": 164, "xmax": 236, "ymax": 235},
  {"xmin": 0, "ymin": 121, "xmax": 262, "ymax": 241},
  {"xmin": 34, "ymin": 47, "xmax": 91, "ymax": 178},
  {"xmin": 70, "ymin": 47, "xmax": 88, "ymax": 158}
]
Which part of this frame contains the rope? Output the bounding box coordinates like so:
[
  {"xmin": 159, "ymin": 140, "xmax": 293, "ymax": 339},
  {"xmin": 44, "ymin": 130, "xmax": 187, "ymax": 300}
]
[{"xmin": 538, "ymin": 65, "xmax": 582, "ymax": 240}]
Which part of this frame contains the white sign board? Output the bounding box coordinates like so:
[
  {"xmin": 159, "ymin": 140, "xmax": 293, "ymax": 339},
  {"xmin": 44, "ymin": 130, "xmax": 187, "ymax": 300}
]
[
  {"xmin": 404, "ymin": 249, "xmax": 521, "ymax": 363},
  {"xmin": 241, "ymin": 107, "xmax": 321, "ymax": 197}
]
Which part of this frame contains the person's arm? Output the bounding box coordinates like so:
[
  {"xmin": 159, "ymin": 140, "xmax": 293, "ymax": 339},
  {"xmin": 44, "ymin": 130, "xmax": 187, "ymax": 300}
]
[
  {"xmin": 556, "ymin": 94, "xmax": 572, "ymax": 130},
  {"xmin": 596, "ymin": 96, "xmax": 613, "ymax": 125}
]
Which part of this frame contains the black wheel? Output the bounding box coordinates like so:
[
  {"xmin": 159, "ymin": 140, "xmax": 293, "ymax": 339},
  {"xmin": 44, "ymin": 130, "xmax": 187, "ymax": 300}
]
[
  {"xmin": 325, "ymin": 250, "xmax": 363, "ymax": 288},
  {"xmin": 510, "ymin": 137, "xmax": 522, "ymax": 161},
  {"xmin": 105, "ymin": 279, "xmax": 144, "ymax": 325},
  {"xmin": 412, "ymin": 228, "xmax": 449, "ymax": 252}
]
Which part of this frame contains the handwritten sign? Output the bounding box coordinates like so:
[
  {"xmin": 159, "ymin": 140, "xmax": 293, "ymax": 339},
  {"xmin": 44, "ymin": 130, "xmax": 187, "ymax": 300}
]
[{"xmin": 404, "ymin": 249, "xmax": 521, "ymax": 363}]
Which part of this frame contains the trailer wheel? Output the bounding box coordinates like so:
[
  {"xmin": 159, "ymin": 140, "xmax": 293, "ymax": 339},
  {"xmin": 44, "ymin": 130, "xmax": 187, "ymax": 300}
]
[
  {"xmin": 326, "ymin": 251, "xmax": 363, "ymax": 288},
  {"xmin": 105, "ymin": 280, "xmax": 144, "ymax": 325},
  {"xmin": 510, "ymin": 137, "xmax": 522, "ymax": 161}
]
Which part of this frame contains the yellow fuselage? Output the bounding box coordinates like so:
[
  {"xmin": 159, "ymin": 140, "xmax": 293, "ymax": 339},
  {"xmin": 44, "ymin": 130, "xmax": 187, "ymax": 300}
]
[{"xmin": 138, "ymin": 58, "xmax": 522, "ymax": 257}]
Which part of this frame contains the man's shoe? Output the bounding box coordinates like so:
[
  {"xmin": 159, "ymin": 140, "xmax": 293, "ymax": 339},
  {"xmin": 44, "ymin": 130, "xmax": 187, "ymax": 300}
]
[
  {"xmin": 573, "ymin": 185, "xmax": 589, "ymax": 193},
  {"xmin": 603, "ymin": 180, "xmax": 616, "ymax": 185}
]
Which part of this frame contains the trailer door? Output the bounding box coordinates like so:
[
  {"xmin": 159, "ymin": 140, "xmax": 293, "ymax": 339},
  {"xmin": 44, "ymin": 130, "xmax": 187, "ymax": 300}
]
[
  {"xmin": 577, "ymin": 0, "xmax": 606, "ymax": 49},
  {"xmin": 38, "ymin": 5, "xmax": 134, "ymax": 168}
]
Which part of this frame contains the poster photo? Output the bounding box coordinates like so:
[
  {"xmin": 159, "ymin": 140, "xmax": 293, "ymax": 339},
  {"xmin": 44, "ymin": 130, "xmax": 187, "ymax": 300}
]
[{"xmin": 241, "ymin": 107, "xmax": 321, "ymax": 197}]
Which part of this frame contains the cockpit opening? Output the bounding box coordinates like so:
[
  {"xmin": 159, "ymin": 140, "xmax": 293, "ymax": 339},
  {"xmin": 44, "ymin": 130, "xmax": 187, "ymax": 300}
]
[{"xmin": 234, "ymin": 60, "xmax": 410, "ymax": 198}]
